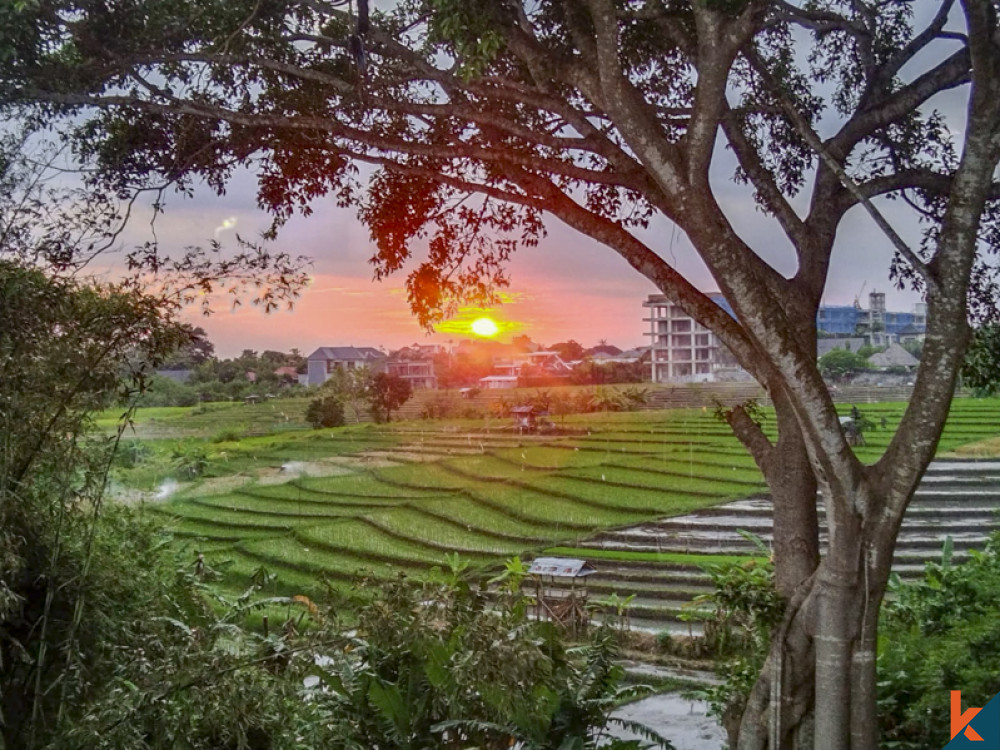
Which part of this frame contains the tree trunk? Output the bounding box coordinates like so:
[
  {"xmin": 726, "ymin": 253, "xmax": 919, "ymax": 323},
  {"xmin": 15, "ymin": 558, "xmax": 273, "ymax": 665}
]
[
  {"xmin": 733, "ymin": 585, "xmax": 816, "ymax": 750},
  {"xmin": 738, "ymin": 477, "xmax": 908, "ymax": 750},
  {"xmin": 767, "ymin": 410, "xmax": 819, "ymax": 600},
  {"xmin": 728, "ymin": 399, "xmax": 820, "ymax": 750},
  {"xmin": 812, "ymin": 560, "xmax": 859, "ymax": 750}
]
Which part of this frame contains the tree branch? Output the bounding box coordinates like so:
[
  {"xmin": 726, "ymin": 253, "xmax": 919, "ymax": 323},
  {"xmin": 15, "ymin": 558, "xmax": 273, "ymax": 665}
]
[
  {"xmin": 745, "ymin": 49, "xmax": 935, "ymax": 291},
  {"xmin": 721, "ymin": 106, "xmax": 808, "ymax": 247}
]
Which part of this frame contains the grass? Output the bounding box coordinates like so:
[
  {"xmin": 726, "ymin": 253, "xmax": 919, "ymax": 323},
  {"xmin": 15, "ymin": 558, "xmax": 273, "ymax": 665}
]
[
  {"xmin": 119, "ymin": 395, "xmax": 1000, "ymax": 601},
  {"xmin": 945, "ymin": 436, "xmax": 1000, "ymax": 457},
  {"xmin": 361, "ymin": 508, "xmax": 539, "ymax": 555}
]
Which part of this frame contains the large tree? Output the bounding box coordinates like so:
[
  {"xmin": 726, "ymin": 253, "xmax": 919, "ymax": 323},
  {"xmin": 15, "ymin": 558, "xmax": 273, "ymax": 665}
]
[{"xmin": 3, "ymin": 1, "xmax": 1000, "ymax": 748}]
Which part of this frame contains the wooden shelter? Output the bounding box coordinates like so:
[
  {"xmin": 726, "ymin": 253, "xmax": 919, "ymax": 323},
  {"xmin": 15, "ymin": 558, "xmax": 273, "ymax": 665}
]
[
  {"xmin": 511, "ymin": 404, "xmax": 548, "ymax": 433},
  {"xmin": 528, "ymin": 556, "xmax": 596, "ymax": 634}
]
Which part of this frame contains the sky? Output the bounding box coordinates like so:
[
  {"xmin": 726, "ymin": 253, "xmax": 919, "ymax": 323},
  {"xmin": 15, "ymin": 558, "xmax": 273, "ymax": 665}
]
[
  {"xmin": 108, "ymin": 163, "xmax": 933, "ymax": 360},
  {"xmin": 111, "ymin": 183, "xmax": 665, "ymax": 357},
  {"xmin": 100, "ymin": 7, "xmax": 967, "ymax": 360}
]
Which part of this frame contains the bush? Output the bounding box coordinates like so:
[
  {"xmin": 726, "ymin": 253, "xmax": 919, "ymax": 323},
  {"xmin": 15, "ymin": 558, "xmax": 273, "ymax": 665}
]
[
  {"xmin": 115, "ymin": 440, "xmax": 152, "ymax": 468},
  {"xmin": 420, "ymin": 392, "xmax": 460, "ymax": 419},
  {"xmin": 877, "ymin": 535, "xmax": 1000, "ymax": 748},
  {"xmin": 691, "ymin": 534, "xmax": 1000, "ymax": 749},
  {"xmin": 305, "ymin": 395, "xmax": 345, "ymax": 428},
  {"xmin": 300, "ymin": 569, "xmax": 672, "ymax": 750},
  {"xmin": 819, "ymin": 348, "xmax": 870, "ymax": 380},
  {"xmin": 171, "ymin": 441, "xmax": 209, "ymax": 479},
  {"xmin": 685, "ymin": 541, "xmax": 784, "ymax": 725},
  {"xmin": 210, "ymin": 427, "xmax": 243, "ymax": 443}
]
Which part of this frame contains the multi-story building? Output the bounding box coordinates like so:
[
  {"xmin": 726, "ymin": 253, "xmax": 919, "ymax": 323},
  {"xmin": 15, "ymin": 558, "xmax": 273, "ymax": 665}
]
[
  {"xmin": 385, "ymin": 346, "xmax": 438, "ymax": 389},
  {"xmin": 306, "ymin": 346, "xmax": 385, "ymax": 386},
  {"xmin": 307, "ymin": 345, "xmax": 440, "ymax": 389},
  {"xmin": 643, "ymin": 290, "xmax": 927, "ymax": 383},
  {"xmin": 643, "ymin": 294, "xmax": 742, "ymax": 383},
  {"xmin": 816, "ymin": 292, "xmax": 926, "ymax": 345}
]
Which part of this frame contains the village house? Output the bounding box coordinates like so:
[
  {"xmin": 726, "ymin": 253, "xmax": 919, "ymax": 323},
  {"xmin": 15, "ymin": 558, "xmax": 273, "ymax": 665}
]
[
  {"xmin": 482, "ymin": 350, "xmax": 572, "ymax": 389},
  {"xmin": 867, "ymin": 343, "xmax": 920, "ymax": 371},
  {"xmin": 273, "ymin": 365, "xmax": 300, "ymax": 383},
  {"xmin": 385, "ymin": 345, "xmax": 439, "ymax": 390},
  {"xmin": 306, "ymin": 346, "xmax": 385, "ymax": 386}
]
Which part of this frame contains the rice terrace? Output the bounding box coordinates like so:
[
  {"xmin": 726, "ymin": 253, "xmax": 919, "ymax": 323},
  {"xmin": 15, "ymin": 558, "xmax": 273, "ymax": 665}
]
[{"xmin": 114, "ymin": 386, "xmax": 1000, "ymax": 633}]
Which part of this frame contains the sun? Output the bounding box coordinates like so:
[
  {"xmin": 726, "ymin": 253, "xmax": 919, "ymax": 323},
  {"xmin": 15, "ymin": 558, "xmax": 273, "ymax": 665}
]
[{"xmin": 471, "ymin": 317, "xmax": 500, "ymax": 337}]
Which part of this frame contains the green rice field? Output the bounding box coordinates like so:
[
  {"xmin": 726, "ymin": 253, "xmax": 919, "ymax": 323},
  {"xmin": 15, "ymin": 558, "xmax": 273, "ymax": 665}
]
[{"xmin": 119, "ymin": 396, "xmax": 1000, "ymax": 598}]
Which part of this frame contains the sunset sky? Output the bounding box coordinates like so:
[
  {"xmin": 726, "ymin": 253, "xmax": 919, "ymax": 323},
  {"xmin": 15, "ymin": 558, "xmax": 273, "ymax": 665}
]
[{"xmin": 109, "ymin": 157, "xmax": 930, "ymax": 358}]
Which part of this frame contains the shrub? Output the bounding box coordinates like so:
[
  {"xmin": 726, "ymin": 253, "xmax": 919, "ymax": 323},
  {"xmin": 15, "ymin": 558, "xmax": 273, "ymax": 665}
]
[
  {"xmin": 303, "ymin": 571, "xmax": 672, "ymax": 750},
  {"xmin": 421, "ymin": 392, "xmax": 459, "ymax": 419},
  {"xmin": 688, "ymin": 542, "xmax": 784, "ymax": 727},
  {"xmin": 114, "ymin": 440, "xmax": 152, "ymax": 468},
  {"xmin": 877, "ymin": 535, "xmax": 1000, "ymax": 748},
  {"xmin": 305, "ymin": 395, "xmax": 345, "ymax": 428},
  {"xmin": 171, "ymin": 441, "xmax": 209, "ymax": 479},
  {"xmin": 691, "ymin": 533, "xmax": 1000, "ymax": 749},
  {"xmin": 819, "ymin": 348, "xmax": 870, "ymax": 380},
  {"xmin": 210, "ymin": 427, "xmax": 243, "ymax": 443}
]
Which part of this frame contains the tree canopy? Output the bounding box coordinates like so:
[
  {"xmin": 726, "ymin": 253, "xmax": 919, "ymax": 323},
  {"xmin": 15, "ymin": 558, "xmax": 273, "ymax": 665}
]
[
  {"xmin": 817, "ymin": 348, "xmax": 870, "ymax": 381},
  {"xmin": 961, "ymin": 323, "xmax": 1000, "ymax": 395},
  {"xmin": 4, "ymin": 2, "xmax": 1000, "ymax": 748}
]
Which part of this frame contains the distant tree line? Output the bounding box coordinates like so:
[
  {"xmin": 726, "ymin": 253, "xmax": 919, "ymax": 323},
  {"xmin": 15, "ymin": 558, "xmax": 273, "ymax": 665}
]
[{"xmin": 144, "ymin": 336, "xmax": 309, "ymax": 406}]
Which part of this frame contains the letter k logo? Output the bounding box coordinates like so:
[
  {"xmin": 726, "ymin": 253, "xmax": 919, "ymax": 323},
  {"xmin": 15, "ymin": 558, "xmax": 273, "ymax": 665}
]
[{"xmin": 953, "ymin": 691, "xmax": 985, "ymax": 741}]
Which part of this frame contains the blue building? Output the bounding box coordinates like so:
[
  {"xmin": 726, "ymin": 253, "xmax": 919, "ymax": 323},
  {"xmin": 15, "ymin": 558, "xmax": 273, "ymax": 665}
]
[{"xmin": 817, "ymin": 292, "xmax": 926, "ymax": 345}]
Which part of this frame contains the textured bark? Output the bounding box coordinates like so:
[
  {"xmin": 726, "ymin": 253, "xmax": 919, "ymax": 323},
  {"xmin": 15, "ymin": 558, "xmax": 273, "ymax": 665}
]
[
  {"xmin": 721, "ymin": 381, "xmax": 820, "ymax": 750},
  {"xmin": 766, "ymin": 418, "xmax": 819, "ymax": 599},
  {"xmin": 734, "ymin": 581, "xmax": 817, "ymax": 750}
]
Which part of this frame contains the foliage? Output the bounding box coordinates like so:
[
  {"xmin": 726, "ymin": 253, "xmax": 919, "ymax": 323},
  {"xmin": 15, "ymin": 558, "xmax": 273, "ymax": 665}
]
[
  {"xmin": 432, "ymin": 349, "xmax": 497, "ymax": 389},
  {"xmin": 0, "ymin": 264, "xmax": 671, "ymax": 750},
  {"xmin": 171, "ymin": 441, "xmax": 210, "ymax": 479},
  {"xmin": 114, "ymin": 439, "xmax": 153, "ymax": 469},
  {"xmin": 587, "ymin": 387, "xmax": 626, "ymax": 413},
  {"xmin": 320, "ymin": 367, "xmax": 375, "ymax": 422},
  {"xmin": 843, "ymin": 405, "xmax": 877, "ymax": 447},
  {"xmin": 685, "ymin": 538, "xmax": 784, "ymax": 724},
  {"xmin": 570, "ymin": 360, "xmax": 647, "ymax": 386},
  {"xmin": 713, "ymin": 398, "xmax": 766, "ymax": 431},
  {"xmin": 855, "ymin": 345, "xmax": 886, "ymax": 360},
  {"xmin": 305, "ymin": 395, "xmax": 346, "ymax": 429},
  {"xmin": 160, "ymin": 325, "xmax": 216, "ymax": 368},
  {"xmin": 961, "ymin": 324, "xmax": 1000, "ymax": 397},
  {"xmin": 818, "ymin": 348, "xmax": 870, "ymax": 381},
  {"xmin": 141, "ymin": 348, "xmax": 309, "ymax": 407},
  {"xmin": 688, "ymin": 532, "xmax": 1000, "ymax": 748},
  {"xmin": 139, "ymin": 374, "xmax": 202, "ymax": 407},
  {"xmin": 877, "ymin": 535, "xmax": 1000, "ymax": 748},
  {"xmin": 420, "ymin": 391, "xmax": 463, "ymax": 419},
  {"xmin": 370, "ymin": 372, "xmax": 413, "ymax": 423},
  {"xmin": 550, "ymin": 340, "xmax": 586, "ymax": 361},
  {"xmin": 6, "ymin": 8, "xmax": 1000, "ymax": 744},
  {"xmin": 305, "ymin": 573, "xmax": 672, "ymax": 750},
  {"xmin": 0, "ymin": 261, "xmax": 190, "ymax": 747},
  {"xmin": 618, "ymin": 387, "xmax": 650, "ymax": 410},
  {"xmin": 900, "ymin": 340, "xmax": 923, "ymax": 360}
]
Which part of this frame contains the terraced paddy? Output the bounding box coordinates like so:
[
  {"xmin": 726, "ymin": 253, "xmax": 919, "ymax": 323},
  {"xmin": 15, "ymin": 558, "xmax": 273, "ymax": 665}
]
[{"xmin": 139, "ymin": 396, "xmax": 1000, "ymax": 612}]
